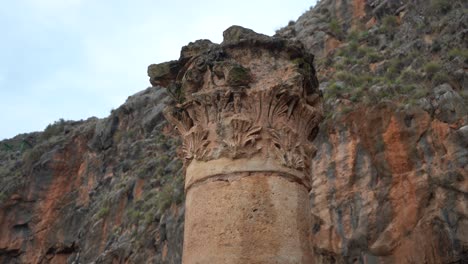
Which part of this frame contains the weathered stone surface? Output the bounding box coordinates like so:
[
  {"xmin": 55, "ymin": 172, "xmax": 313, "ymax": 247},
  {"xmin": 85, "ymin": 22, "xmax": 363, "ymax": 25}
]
[
  {"xmin": 148, "ymin": 60, "xmax": 181, "ymax": 87},
  {"xmin": 310, "ymin": 103, "xmax": 467, "ymax": 263},
  {"xmin": 179, "ymin": 39, "xmax": 215, "ymax": 64},
  {"xmin": 184, "ymin": 173, "xmax": 313, "ymax": 263},
  {"xmin": 156, "ymin": 25, "xmax": 323, "ymax": 263},
  {"xmin": 158, "ymin": 25, "xmax": 322, "ymax": 178}
]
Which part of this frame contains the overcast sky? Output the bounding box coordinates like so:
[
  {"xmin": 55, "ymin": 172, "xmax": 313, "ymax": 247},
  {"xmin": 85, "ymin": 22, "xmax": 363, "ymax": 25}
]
[{"xmin": 0, "ymin": 0, "xmax": 317, "ymax": 140}]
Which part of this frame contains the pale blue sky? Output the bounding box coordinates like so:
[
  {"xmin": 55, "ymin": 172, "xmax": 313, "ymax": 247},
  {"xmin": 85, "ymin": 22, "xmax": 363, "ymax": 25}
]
[{"xmin": 0, "ymin": 0, "xmax": 317, "ymax": 140}]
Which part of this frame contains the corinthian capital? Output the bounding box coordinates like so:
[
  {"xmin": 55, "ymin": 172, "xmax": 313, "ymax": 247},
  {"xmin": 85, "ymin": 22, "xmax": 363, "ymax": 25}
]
[{"xmin": 148, "ymin": 26, "xmax": 323, "ymax": 188}]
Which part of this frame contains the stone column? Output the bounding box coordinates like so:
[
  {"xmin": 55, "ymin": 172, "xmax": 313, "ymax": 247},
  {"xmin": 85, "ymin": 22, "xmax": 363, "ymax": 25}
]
[{"xmin": 150, "ymin": 26, "xmax": 323, "ymax": 264}]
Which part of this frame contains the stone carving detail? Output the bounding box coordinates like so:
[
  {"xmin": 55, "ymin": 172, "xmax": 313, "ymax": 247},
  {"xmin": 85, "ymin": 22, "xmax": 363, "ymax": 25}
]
[
  {"xmin": 154, "ymin": 26, "xmax": 323, "ymax": 177},
  {"xmin": 268, "ymin": 127, "xmax": 305, "ymax": 170},
  {"xmin": 182, "ymin": 129, "xmax": 209, "ymax": 162},
  {"xmin": 222, "ymin": 118, "xmax": 262, "ymax": 158},
  {"xmin": 164, "ymin": 86, "xmax": 320, "ymax": 175},
  {"xmin": 164, "ymin": 108, "xmax": 210, "ymax": 164}
]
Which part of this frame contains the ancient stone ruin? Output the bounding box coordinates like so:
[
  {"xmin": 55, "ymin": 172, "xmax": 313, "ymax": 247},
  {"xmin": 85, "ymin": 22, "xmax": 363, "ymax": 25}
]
[{"xmin": 149, "ymin": 26, "xmax": 323, "ymax": 263}]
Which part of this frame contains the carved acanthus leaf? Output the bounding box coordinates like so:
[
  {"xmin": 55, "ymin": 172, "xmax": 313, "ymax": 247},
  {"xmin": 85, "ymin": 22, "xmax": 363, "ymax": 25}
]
[
  {"xmin": 268, "ymin": 127, "xmax": 305, "ymax": 170},
  {"xmin": 181, "ymin": 127, "xmax": 210, "ymax": 163},
  {"xmin": 290, "ymin": 102, "xmax": 321, "ymax": 142},
  {"xmin": 223, "ymin": 118, "xmax": 262, "ymax": 158},
  {"xmin": 164, "ymin": 108, "xmax": 193, "ymax": 135}
]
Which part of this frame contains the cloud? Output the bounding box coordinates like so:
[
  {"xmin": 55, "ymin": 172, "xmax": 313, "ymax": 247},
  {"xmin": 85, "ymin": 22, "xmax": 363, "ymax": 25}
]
[{"xmin": 0, "ymin": 0, "xmax": 317, "ymax": 140}]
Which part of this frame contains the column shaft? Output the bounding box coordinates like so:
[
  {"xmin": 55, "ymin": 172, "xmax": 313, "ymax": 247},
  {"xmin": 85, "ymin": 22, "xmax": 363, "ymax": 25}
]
[{"xmin": 183, "ymin": 171, "xmax": 313, "ymax": 264}]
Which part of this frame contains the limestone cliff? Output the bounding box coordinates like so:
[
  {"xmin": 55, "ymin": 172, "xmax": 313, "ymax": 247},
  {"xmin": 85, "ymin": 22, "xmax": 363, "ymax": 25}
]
[
  {"xmin": 0, "ymin": 0, "xmax": 467, "ymax": 263},
  {"xmin": 276, "ymin": 0, "xmax": 467, "ymax": 262},
  {"xmin": 0, "ymin": 90, "xmax": 185, "ymax": 263}
]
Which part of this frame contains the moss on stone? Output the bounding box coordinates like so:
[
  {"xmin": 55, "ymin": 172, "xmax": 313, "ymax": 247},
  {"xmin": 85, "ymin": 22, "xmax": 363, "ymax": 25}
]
[
  {"xmin": 227, "ymin": 65, "xmax": 251, "ymax": 87},
  {"xmin": 292, "ymin": 58, "xmax": 313, "ymax": 75}
]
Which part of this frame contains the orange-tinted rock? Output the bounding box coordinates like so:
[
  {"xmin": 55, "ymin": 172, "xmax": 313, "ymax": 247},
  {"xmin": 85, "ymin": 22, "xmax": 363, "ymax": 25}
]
[
  {"xmin": 325, "ymin": 36, "xmax": 342, "ymax": 55},
  {"xmin": 366, "ymin": 17, "xmax": 377, "ymax": 29},
  {"xmin": 310, "ymin": 104, "xmax": 467, "ymax": 263},
  {"xmin": 133, "ymin": 178, "xmax": 145, "ymax": 200},
  {"xmin": 0, "ymin": 135, "xmax": 89, "ymax": 263},
  {"xmin": 0, "ymin": 89, "xmax": 185, "ymax": 263},
  {"xmin": 352, "ymin": 0, "xmax": 366, "ymax": 24},
  {"xmin": 369, "ymin": 61, "xmax": 384, "ymax": 73}
]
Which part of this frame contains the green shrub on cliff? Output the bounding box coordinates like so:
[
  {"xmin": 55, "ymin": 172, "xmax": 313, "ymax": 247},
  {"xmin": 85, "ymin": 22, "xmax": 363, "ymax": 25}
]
[
  {"xmin": 398, "ymin": 69, "xmax": 423, "ymax": 83},
  {"xmin": 97, "ymin": 206, "xmax": 110, "ymax": 219},
  {"xmin": 424, "ymin": 61, "xmax": 442, "ymax": 79},
  {"xmin": 329, "ymin": 18, "xmax": 343, "ymax": 37},
  {"xmin": 324, "ymin": 82, "xmax": 349, "ymax": 100},
  {"xmin": 432, "ymin": 72, "xmax": 450, "ymax": 85},
  {"xmin": 42, "ymin": 118, "xmax": 68, "ymax": 140},
  {"xmin": 380, "ymin": 16, "xmax": 399, "ymax": 35},
  {"xmin": 448, "ymin": 48, "xmax": 468, "ymax": 60},
  {"xmin": 386, "ymin": 57, "xmax": 405, "ymax": 79}
]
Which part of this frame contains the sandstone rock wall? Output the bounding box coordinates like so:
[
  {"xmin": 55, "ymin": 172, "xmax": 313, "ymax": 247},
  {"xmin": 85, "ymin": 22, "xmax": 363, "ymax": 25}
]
[
  {"xmin": 277, "ymin": 0, "xmax": 467, "ymax": 262},
  {"xmin": 0, "ymin": 88, "xmax": 185, "ymax": 263},
  {"xmin": 310, "ymin": 103, "xmax": 467, "ymax": 263}
]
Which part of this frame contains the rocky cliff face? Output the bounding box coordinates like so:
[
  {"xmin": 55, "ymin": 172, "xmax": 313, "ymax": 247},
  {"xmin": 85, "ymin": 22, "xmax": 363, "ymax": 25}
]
[
  {"xmin": 0, "ymin": 0, "xmax": 467, "ymax": 263},
  {"xmin": 0, "ymin": 89, "xmax": 185, "ymax": 263},
  {"xmin": 277, "ymin": 0, "xmax": 467, "ymax": 262},
  {"xmin": 309, "ymin": 104, "xmax": 467, "ymax": 263}
]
